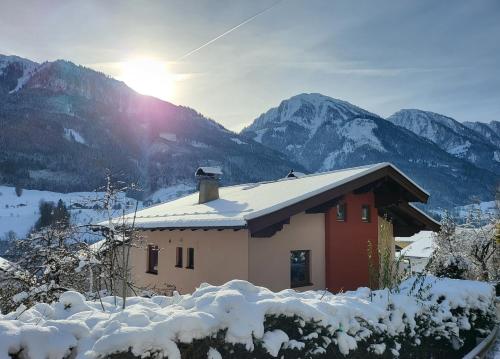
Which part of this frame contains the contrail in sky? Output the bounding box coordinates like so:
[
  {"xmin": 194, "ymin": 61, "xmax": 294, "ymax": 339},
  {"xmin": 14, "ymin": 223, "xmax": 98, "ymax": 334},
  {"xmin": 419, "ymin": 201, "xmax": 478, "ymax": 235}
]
[{"xmin": 176, "ymin": 0, "xmax": 283, "ymax": 61}]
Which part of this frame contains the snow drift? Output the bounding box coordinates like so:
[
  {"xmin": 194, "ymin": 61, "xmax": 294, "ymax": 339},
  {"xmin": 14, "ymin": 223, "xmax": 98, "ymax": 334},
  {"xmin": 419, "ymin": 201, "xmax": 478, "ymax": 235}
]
[{"xmin": 0, "ymin": 276, "xmax": 496, "ymax": 359}]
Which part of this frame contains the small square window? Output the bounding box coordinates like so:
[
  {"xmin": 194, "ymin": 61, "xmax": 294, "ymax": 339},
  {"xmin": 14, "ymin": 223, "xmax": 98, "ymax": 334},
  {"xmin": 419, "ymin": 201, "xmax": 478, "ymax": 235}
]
[
  {"xmin": 291, "ymin": 250, "xmax": 311, "ymax": 288},
  {"xmin": 175, "ymin": 247, "xmax": 183, "ymax": 268},
  {"xmin": 336, "ymin": 203, "xmax": 346, "ymax": 221},
  {"xmin": 361, "ymin": 205, "xmax": 371, "ymax": 222},
  {"xmin": 147, "ymin": 245, "xmax": 158, "ymax": 274},
  {"xmin": 186, "ymin": 247, "xmax": 194, "ymax": 269}
]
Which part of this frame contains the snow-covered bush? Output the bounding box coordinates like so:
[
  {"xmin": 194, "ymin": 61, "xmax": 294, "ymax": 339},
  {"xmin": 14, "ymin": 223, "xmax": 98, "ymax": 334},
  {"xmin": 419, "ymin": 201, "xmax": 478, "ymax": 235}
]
[
  {"xmin": 432, "ymin": 254, "xmax": 469, "ymax": 280},
  {"xmin": 0, "ymin": 172, "xmax": 146, "ymax": 314},
  {"xmin": 0, "ymin": 276, "xmax": 496, "ymax": 359},
  {"xmin": 0, "ymin": 224, "xmax": 91, "ymax": 313},
  {"xmin": 430, "ymin": 208, "xmax": 498, "ymax": 281}
]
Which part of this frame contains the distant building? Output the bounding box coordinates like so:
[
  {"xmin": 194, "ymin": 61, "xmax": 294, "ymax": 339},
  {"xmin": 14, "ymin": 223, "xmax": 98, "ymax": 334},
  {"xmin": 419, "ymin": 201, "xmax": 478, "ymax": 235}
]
[
  {"xmin": 0, "ymin": 256, "xmax": 14, "ymax": 277},
  {"xmin": 399, "ymin": 231, "xmax": 436, "ymax": 274},
  {"xmin": 114, "ymin": 163, "xmax": 439, "ymax": 294}
]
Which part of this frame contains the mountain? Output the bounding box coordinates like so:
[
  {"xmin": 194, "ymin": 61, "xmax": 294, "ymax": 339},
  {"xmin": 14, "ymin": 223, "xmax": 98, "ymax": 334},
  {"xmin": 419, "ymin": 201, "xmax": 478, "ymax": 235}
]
[
  {"xmin": 462, "ymin": 120, "xmax": 500, "ymax": 149},
  {"xmin": 241, "ymin": 93, "xmax": 497, "ymax": 208},
  {"xmin": 0, "ymin": 55, "xmax": 303, "ymax": 195},
  {"xmin": 387, "ymin": 109, "xmax": 500, "ymax": 174}
]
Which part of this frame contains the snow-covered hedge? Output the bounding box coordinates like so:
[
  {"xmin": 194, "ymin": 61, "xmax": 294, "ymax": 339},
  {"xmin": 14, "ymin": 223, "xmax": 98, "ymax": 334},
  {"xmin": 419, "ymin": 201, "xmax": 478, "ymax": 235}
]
[{"xmin": 0, "ymin": 276, "xmax": 496, "ymax": 359}]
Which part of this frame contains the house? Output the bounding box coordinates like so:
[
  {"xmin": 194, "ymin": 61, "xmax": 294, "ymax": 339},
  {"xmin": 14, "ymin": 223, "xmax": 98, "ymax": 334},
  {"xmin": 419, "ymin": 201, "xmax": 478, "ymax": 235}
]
[
  {"xmin": 122, "ymin": 162, "xmax": 440, "ymax": 294},
  {"xmin": 0, "ymin": 256, "xmax": 14, "ymax": 278},
  {"xmin": 399, "ymin": 231, "xmax": 436, "ymax": 274}
]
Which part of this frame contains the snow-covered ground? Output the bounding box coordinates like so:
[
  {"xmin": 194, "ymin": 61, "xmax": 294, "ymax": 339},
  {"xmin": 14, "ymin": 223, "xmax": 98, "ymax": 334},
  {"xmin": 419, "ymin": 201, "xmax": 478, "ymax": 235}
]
[
  {"xmin": 453, "ymin": 200, "xmax": 497, "ymax": 217},
  {"xmin": 0, "ymin": 186, "xmax": 130, "ymax": 239},
  {"xmin": 0, "ymin": 185, "xmax": 194, "ymax": 239},
  {"xmin": 429, "ymin": 200, "xmax": 498, "ymax": 221},
  {"xmin": 0, "ymin": 276, "xmax": 495, "ymax": 359}
]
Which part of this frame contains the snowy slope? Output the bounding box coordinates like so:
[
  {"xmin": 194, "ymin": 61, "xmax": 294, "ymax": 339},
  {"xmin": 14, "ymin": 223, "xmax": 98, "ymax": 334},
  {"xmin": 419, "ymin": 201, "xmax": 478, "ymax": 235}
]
[
  {"xmin": 0, "ymin": 55, "xmax": 39, "ymax": 93},
  {"xmin": 0, "ymin": 184, "xmax": 194, "ymax": 239},
  {"xmin": 0, "ymin": 186, "xmax": 131, "ymax": 238},
  {"xmin": 388, "ymin": 109, "xmax": 500, "ymax": 173},
  {"xmin": 463, "ymin": 120, "xmax": 500, "ymax": 148}
]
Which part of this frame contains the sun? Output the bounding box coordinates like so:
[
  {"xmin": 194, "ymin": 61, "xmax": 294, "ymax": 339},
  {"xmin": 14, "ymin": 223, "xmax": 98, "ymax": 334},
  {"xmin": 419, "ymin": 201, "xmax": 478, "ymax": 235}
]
[{"xmin": 118, "ymin": 58, "xmax": 175, "ymax": 101}]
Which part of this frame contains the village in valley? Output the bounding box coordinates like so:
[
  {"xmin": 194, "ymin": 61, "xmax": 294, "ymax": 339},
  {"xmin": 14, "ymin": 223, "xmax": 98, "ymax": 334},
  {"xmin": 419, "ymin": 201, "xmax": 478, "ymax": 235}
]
[{"xmin": 0, "ymin": 1, "xmax": 499, "ymax": 358}]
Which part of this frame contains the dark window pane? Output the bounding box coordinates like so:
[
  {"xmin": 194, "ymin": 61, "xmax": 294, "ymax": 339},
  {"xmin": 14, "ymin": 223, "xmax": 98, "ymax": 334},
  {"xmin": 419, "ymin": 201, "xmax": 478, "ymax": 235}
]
[
  {"xmin": 291, "ymin": 250, "xmax": 310, "ymax": 288},
  {"xmin": 175, "ymin": 247, "xmax": 183, "ymax": 267},
  {"xmin": 187, "ymin": 247, "xmax": 194, "ymax": 269},
  {"xmin": 148, "ymin": 245, "xmax": 158, "ymax": 274}
]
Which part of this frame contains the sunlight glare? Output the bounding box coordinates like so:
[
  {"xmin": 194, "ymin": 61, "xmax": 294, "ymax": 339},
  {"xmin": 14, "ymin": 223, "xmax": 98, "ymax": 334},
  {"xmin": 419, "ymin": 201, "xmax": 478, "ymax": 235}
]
[{"xmin": 119, "ymin": 58, "xmax": 175, "ymax": 101}]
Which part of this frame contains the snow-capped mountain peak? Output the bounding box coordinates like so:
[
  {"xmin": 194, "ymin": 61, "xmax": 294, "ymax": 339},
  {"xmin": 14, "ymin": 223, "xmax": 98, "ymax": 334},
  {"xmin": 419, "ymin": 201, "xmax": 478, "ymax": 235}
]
[
  {"xmin": 388, "ymin": 109, "xmax": 500, "ymax": 172},
  {"xmin": 246, "ymin": 93, "xmax": 378, "ymax": 141}
]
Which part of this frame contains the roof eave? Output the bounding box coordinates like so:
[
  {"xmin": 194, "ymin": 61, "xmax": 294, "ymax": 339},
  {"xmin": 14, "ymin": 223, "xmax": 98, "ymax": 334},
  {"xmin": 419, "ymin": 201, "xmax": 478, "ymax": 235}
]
[{"xmin": 247, "ymin": 163, "xmax": 431, "ymax": 236}]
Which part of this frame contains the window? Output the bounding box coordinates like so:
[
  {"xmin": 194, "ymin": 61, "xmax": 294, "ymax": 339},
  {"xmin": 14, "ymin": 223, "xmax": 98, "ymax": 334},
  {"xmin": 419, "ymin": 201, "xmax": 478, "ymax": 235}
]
[
  {"xmin": 186, "ymin": 247, "xmax": 194, "ymax": 269},
  {"xmin": 175, "ymin": 247, "xmax": 183, "ymax": 267},
  {"xmin": 147, "ymin": 245, "xmax": 158, "ymax": 274},
  {"xmin": 290, "ymin": 250, "xmax": 311, "ymax": 288},
  {"xmin": 336, "ymin": 203, "xmax": 346, "ymax": 221},
  {"xmin": 361, "ymin": 205, "xmax": 371, "ymax": 222}
]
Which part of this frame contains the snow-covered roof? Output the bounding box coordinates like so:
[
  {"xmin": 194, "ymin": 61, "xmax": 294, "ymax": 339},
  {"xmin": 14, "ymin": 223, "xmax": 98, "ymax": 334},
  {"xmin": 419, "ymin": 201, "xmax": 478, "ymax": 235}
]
[
  {"xmin": 0, "ymin": 256, "xmax": 14, "ymax": 272},
  {"xmin": 400, "ymin": 231, "xmax": 435, "ymax": 258},
  {"xmin": 195, "ymin": 166, "xmax": 222, "ymax": 176},
  {"xmin": 114, "ymin": 162, "xmax": 431, "ymax": 229}
]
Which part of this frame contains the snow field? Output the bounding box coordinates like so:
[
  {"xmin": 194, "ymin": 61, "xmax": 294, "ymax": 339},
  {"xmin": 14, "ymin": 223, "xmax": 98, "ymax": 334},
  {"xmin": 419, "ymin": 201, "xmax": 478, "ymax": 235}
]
[{"xmin": 0, "ymin": 185, "xmax": 194, "ymax": 239}]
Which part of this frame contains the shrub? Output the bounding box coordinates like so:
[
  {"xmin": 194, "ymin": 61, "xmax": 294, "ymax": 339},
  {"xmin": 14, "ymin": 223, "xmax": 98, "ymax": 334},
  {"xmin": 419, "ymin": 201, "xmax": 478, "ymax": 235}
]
[{"xmin": 0, "ymin": 277, "xmax": 496, "ymax": 359}]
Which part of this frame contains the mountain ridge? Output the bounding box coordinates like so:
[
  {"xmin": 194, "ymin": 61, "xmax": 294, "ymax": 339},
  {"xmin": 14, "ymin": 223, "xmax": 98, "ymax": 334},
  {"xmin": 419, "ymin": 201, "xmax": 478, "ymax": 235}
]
[
  {"xmin": 387, "ymin": 109, "xmax": 500, "ymax": 174},
  {"xmin": 0, "ymin": 54, "xmax": 304, "ymax": 196},
  {"xmin": 242, "ymin": 93, "xmax": 498, "ymax": 208}
]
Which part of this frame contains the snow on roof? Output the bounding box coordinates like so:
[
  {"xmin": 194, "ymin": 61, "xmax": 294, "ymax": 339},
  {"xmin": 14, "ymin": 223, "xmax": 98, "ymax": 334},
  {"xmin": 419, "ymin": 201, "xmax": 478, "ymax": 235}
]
[
  {"xmin": 400, "ymin": 231, "xmax": 435, "ymax": 258},
  {"xmin": 286, "ymin": 170, "xmax": 306, "ymax": 179},
  {"xmin": 195, "ymin": 166, "xmax": 222, "ymax": 176},
  {"xmin": 0, "ymin": 256, "xmax": 14, "ymax": 272},
  {"xmin": 114, "ymin": 162, "xmax": 428, "ymax": 229}
]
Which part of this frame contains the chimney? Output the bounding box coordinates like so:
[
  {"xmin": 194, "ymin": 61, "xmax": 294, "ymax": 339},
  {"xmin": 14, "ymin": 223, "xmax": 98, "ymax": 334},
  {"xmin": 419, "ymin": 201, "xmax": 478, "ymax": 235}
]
[
  {"xmin": 195, "ymin": 166, "xmax": 222, "ymax": 204},
  {"xmin": 286, "ymin": 169, "xmax": 305, "ymax": 179}
]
